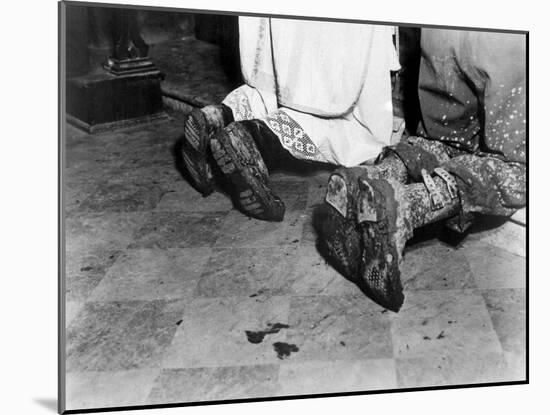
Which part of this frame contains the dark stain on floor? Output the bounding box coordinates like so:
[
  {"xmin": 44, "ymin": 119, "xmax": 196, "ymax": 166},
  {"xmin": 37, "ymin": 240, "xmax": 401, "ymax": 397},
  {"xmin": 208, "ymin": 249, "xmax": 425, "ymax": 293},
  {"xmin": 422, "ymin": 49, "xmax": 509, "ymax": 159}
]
[
  {"xmin": 273, "ymin": 342, "xmax": 299, "ymax": 359},
  {"xmin": 245, "ymin": 323, "xmax": 290, "ymax": 344},
  {"xmin": 249, "ymin": 288, "xmax": 266, "ymax": 298}
]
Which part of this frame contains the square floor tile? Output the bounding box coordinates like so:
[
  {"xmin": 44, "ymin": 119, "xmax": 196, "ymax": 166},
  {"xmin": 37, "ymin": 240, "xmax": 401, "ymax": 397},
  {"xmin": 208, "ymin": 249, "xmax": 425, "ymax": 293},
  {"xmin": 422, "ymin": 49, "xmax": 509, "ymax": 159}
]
[
  {"xmin": 64, "ymin": 248, "xmax": 122, "ymax": 302},
  {"xmin": 401, "ymin": 239, "xmax": 476, "ymax": 291},
  {"xmin": 390, "ymin": 289, "xmax": 502, "ymax": 360},
  {"xmin": 195, "ymin": 247, "xmax": 297, "ymax": 298},
  {"xmin": 65, "ymin": 369, "xmax": 160, "ymax": 411},
  {"xmin": 65, "ymin": 301, "xmax": 84, "ymax": 327},
  {"xmin": 64, "ymin": 180, "xmax": 99, "ymax": 213},
  {"xmin": 277, "ymin": 359, "xmax": 397, "ymax": 396},
  {"xmin": 154, "ymin": 188, "xmax": 233, "ymax": 213},
  {"xmin": 116, "ymin": 143, "xmax": 173, "ymax": 168},
  {"xmin": 162, "ymin": 296, "xmax": 290, "ymax": 368},
  {"xmin": 396, "ymin": 351, "xmax": 522, "ymax": 388},
  {"xmin": 288, "ymin": 245, "xmax": 359, "ymax": 296},
  {"xmin": 503, "ymin": 350, "xmax": 527, "ymax": 381},
  {"xmin": 129, "ymin": 212, "xmax": 226, "ymax": 249},
  {"xmin": 89, "ymin": 248, "xmax": 211, "ymax": 301},
  {"xmin": 481, "ymin": 288, "xmax": 526, "ymax": 355},
  {"xmin": 65, "ymin": 212, "xmax": 150, "ymax": 252},
  {"xmin": 64, "ymin": 159, "xmax": 126, "ymax": 187},
  {"xmin": 66, "ymin": 299, "xmax": 185, "ymax": 372},
  {"xmin": 214, "ymin": 210, "xmax": 306, "ymax": 248},
  {"xmin": 147, "ymin": 365, "xmax": 280, "ymax": 404},
  {"xmin": 286, "ymin": 295, "xmax": 393, "ymax": 362},
  {"xmin": 461, "ymin": 240, "xmax": 526, "ymax": 289},
  {"xmin": 468, "ymin": 220, "xmax": 526, "ymax": 258},
  {"xmin": 114, "ymin": 168, "xmax": 186, "ymax": 197},
  {"xmin": 78, "ymin": 180, "xmax": 164, "ymax": 213}
]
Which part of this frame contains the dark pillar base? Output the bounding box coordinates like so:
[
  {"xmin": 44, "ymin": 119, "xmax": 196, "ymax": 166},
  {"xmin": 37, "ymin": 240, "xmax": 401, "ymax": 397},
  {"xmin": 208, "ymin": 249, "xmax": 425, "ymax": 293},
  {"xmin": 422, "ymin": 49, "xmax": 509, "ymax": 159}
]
[{"xmin": 66, "ymin": 68, "xmax": 167, "ymax": 133}]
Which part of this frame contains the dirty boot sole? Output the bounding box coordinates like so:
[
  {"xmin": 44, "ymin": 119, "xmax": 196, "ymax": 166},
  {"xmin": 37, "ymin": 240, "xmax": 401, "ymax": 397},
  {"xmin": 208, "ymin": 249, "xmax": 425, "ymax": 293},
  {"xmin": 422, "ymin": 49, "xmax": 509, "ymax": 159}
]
[
  {"xmin": 182, "ymin": 108, "xmax": 215, "ymax": 196},
  {"xmin": 355, "ymin": 178, "xmax": 405, "ymax": 312},
  {"xmin": 211, "ymin": 123, "xmax": 285, "ymax": 222}
]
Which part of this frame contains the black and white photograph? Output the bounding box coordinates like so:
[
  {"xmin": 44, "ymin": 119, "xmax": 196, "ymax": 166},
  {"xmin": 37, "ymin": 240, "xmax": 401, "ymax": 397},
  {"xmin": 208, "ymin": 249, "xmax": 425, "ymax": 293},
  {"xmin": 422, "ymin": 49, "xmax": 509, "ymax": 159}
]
[{"xmin": 57, "ymin": 0, "xmax": 529, "ymax": 413}]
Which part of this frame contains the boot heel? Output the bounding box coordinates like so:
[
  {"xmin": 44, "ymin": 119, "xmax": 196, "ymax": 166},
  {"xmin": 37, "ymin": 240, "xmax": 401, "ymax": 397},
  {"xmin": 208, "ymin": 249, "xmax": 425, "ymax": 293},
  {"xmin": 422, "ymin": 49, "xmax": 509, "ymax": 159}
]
[{"xmin": 325, "ymin": 174, "xmax": 349, "ymax": 218}]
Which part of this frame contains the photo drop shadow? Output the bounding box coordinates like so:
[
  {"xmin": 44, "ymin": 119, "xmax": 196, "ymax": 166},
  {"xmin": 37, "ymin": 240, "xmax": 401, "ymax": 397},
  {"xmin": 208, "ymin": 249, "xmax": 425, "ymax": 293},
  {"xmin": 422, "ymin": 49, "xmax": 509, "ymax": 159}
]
[{"xmin": 34, "ymin": 398, "xmax": 57, "ymax": 413}]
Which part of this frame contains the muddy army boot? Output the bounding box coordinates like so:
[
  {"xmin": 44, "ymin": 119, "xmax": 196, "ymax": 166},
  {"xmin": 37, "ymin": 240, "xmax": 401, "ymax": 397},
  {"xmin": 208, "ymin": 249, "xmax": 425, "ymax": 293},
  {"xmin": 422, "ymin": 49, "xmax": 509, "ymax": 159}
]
[
  {"xmin": 181, "ymin": 104, "xmax": 234, "ymax": 195},
  {"xmin": 355, "ymin": 168, "xmax": 460, "ymax": 311},
  {"xmin": 210, "ymin": 119, "xmax": 286, "ymax": 222},
  {"xmin": 322, "ymin": 153, "xmax": 408, "ymax": 280}
]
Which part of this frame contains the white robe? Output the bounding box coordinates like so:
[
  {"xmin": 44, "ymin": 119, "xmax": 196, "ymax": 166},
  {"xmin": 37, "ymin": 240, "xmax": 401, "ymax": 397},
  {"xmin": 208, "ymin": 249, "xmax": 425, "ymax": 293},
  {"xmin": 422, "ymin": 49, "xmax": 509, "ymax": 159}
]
[{"xmin": 223, "ymin": 17, "xmax": 400, "ymax": 167}]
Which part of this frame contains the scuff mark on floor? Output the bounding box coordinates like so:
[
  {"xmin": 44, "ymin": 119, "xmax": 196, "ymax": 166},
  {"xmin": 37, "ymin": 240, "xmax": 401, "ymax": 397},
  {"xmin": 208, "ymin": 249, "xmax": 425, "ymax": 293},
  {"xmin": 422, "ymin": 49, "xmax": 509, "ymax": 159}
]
[{"xmin": 310, "ymin": 313, "xmax": 331, "ymax": 329}]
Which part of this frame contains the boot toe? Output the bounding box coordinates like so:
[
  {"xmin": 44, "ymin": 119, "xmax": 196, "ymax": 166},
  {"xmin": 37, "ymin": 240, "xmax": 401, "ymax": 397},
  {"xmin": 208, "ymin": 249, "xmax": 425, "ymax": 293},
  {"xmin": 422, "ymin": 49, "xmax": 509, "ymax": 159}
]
[{"xmin": 356, "ymin": 178, "xmax": 405, "ymax": 312}]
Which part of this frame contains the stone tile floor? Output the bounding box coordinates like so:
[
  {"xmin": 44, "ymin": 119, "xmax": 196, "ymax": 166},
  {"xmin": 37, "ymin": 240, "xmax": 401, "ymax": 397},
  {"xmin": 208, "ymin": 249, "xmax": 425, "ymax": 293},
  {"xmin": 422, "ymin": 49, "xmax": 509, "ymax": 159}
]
[{"xmin": 62, "ymin": 111, "xmax": 526, "ymax": 411}]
